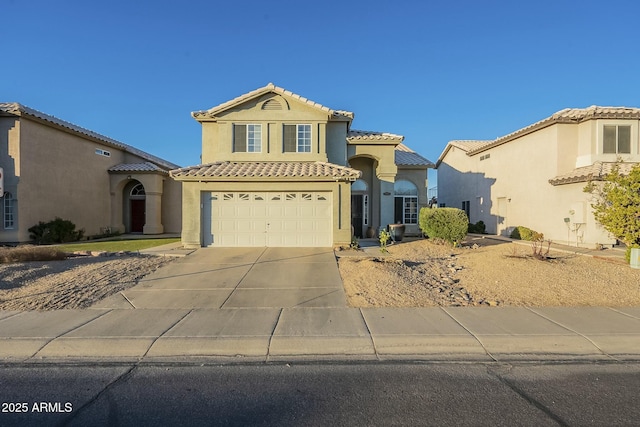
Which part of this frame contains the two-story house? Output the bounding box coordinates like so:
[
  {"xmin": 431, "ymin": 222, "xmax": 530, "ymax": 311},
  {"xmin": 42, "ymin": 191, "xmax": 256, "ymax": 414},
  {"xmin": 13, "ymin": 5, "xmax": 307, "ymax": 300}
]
[
  {"xmin": 0, "ymin": 103, "xmax": 182, "ymax": 243},
  {"xmin": 170, "ymin": 83, "xmax": 433, "ymax": 248},
  {"xmin": 436, "ymin": 106, "xmax": 640, "ymax": 248}
]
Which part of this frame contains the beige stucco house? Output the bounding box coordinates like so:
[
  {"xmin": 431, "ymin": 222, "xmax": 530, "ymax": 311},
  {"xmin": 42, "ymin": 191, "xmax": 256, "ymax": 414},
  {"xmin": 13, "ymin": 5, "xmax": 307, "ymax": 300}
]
[
  {"xmin": 171, "ymin": 83, "xmax": 433, "ymax": 248},
  {"xmin": 0, "ymin": 103, "xmax": 182, "ymax": 243},
  {"xmin": 436, "ymin": 106, "xmax": 640, "ymax": 248}
]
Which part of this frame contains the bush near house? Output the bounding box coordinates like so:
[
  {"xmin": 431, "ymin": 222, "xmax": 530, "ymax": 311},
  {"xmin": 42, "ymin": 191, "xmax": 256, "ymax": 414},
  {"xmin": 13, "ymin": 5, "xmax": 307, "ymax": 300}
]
[
  {"xmin": 419, "ymin": 207, "xmax": 468, "ymax": 245},
  {"xmin": 510, "ymin": 226, "xmax": 543, "ymax": 241},
  {"xmin": 468, "ymin": 220, "xmax": 486, "ymax": 234},
  {"xmin": 28, "ymin": 218, "xmax": 85, "ymax": 244}
]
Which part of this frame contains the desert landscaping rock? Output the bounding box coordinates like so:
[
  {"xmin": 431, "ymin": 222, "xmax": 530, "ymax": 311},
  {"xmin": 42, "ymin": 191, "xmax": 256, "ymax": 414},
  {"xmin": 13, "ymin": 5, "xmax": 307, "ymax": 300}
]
[
  {"xmin": 1, "ymin": 238, "xmax": 639, "ymax": 311},
  {"xmin": 340, "ymin": 239, "xmax": 640, "ymax": 308},
  {"xmin": 0, "ymin": 255, "xmax": 174, "ymax": 310}
]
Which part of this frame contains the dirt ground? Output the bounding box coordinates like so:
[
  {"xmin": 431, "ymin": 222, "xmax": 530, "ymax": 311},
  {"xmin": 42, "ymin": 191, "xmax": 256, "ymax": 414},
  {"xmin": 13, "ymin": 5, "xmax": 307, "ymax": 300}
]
[
  {"xmin": 0, "ymin": 254, "xmax": 173, "ymax": 311},
  {"xmin": 1, "ymin": 238, "xmax": 639, "ymax": 311},
  {"xmin": 338, "ymin": 238, "xmax": 640, "ymax": 307}
]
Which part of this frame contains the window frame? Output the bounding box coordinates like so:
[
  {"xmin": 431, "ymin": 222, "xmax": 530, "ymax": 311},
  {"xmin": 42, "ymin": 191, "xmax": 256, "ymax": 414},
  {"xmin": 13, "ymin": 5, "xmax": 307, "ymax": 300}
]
[
  {"xmin": 234, "ymin": 123, "xmax": 262, "ymax": 153},
  {"xmin": 3, "ymin": 192, "xmax": 15, "ymax": 230},
  {"xmin": 602, "ymin": 124, "xmax": 632, "ymax": 154},
  {"xmin": 283, "ymin": 124, "xmax": 312, "ymax": 153},
  {"xmin": 394, "ymin": 180, "xmax": 419, "ymax": 225}
]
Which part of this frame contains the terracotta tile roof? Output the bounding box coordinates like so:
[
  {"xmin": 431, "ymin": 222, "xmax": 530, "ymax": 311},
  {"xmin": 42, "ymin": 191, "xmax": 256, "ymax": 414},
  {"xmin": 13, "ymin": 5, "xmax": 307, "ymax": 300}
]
[
  {"xmin": 467, "ymin": 105, "xmax": 640, "ymax": 155},
  {"xmin": 170, "ymin": 161, "xmax": 362, "ymax": 181},
  {"xmin": 549, "ymin": 161, "xmax": 639, "ymax": 185},
  {"xmin": 395, "ymin": 143, "xmax": 434, "ymax": 167},
  {"xmin": 192, "ymin": 83, "xmax": 354, "ymax": 120},
  {"xmin": 0, "ymin": 102, "xmax": 180, "ymax": 170},
  {"xmin": 347, "ymin": 129, "xmax": 404, "ymax": 142},
  {"xmin": 108, "ymin": 162, "xmax": 169, "ymax": 174}
]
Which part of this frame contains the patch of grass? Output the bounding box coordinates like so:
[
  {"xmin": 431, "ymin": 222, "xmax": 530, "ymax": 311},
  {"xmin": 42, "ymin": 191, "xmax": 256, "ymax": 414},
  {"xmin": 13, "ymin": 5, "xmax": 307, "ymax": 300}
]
[
  {"xmin": 56, "ymin": 238, "xmax": 181, "ymax": 253},
  {"xmin": 0, "ymin": 246, "xmax": 67, "ymax": 263}
]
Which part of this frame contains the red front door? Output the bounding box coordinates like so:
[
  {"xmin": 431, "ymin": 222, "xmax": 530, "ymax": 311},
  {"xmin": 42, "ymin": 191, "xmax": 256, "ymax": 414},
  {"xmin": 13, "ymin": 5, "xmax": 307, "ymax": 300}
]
[{"xmin": 131, "ymin": 199, "xmax": 145, "ymax": 233}]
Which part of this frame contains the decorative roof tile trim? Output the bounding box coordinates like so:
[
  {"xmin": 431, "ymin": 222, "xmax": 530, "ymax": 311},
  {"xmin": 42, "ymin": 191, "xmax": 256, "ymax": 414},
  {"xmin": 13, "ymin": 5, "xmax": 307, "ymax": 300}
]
[
  {"xmin": 347, "ymin": 129, "xmax": 404, "ymax": 142},
  {"xmin": 467, "ymin": 105, "xmax": 640, "ymax": 155},
  {"xmin": 191, "ymin": 83, "xmax": 354, "ymax": 120},
  {"xmin": 108, "ymin": 162, "xmax": 169, "ymax": 174},
  {"xmin": 170, "ymin": 161, "xmax": 362, "ymax": 181},
  {"xmin": 548, "ymin": 161, "xmax": 638, "ymax": 186},
  {"xmin": 0, "ymin": 102, "xmax": 180, "ymax": 170},
  {"xmin": 394, "ymin": 143, "xmax": 434, "ymax": 167}
]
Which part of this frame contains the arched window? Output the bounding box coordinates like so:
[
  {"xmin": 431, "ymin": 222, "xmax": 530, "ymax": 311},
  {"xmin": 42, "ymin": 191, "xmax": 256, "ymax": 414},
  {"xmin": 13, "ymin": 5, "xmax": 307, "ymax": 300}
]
[
  {"xmin": 3, "ymin": 192, "xmax": 15, "ymax": 229},
  {"xmin": 130, "ymin": 183, "xmax": 145, "ymax": 197},
  {"xmin": 394, "ymin": 180, "xmax": 418, "ymax": 224},
  {"xmin": 352, "ymin": 179, "xmax": 368, "ymax": 192}
]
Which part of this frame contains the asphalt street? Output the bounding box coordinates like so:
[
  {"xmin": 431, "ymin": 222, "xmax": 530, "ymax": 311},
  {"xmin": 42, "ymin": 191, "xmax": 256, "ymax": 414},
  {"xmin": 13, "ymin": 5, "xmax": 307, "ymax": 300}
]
[{"xmin": 1, "ymin": 361, "xmax": 639, "ymax": 426}]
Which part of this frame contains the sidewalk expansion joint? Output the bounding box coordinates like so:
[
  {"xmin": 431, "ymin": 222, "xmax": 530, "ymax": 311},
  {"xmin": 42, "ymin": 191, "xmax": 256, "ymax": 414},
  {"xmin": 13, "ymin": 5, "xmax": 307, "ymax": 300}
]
[
  {"xmin": 220, "ymin": 247, "xmax": 268, "ymax": 309},
  {"xmin": 265, "ymin": 308, "xmax": 284, "ymax": 363},
  {"xmin": 142, "ymin": 309, "xmax": 194, "ymax": 359},
  {"xmin": 31, "ymin": 309, "xmax": 114, "ymax": 361},
  {"xmin": 608, "ymin": 306, "xmax": 640, "ymax": 320},
  {"xmin": 358, "ymin": 308, "xmax": 380, "ymax": 361},
  {"xmin": 440, "ymin": 307, "xmax": 498, "ymax": 362},
  {"xmin": 525, "ymin": 307, "xmax": 619, "ymax": 362},
  {"xmin": 122, "ymin": 292, "xmax": 137, "ymax": 309}
]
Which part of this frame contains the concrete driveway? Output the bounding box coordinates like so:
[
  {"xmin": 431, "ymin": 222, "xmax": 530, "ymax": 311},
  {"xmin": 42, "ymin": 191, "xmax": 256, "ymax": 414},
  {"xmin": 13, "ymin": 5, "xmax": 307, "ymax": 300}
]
[{"xmin": 94, "ymin": 247, "xmax": 347, "ymax": 309}]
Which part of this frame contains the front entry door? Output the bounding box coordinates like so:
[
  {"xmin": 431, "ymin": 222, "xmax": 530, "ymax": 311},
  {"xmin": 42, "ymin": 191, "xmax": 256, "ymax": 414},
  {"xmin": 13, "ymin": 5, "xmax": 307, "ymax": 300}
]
[
  {"xmin": 351, "ymin": 194, "xmax": 364, "ymax": 238},
  {"xmin": 131, "ymin": 199, "xmax": 145, "ymax": 233}
]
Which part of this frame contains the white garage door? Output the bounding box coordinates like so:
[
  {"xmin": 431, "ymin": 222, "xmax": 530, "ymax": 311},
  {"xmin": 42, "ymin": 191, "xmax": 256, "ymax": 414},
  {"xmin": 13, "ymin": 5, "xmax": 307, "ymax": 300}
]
[{"xmin": 203, "ymin": 192, "xmax": 333, "ymax": 247}]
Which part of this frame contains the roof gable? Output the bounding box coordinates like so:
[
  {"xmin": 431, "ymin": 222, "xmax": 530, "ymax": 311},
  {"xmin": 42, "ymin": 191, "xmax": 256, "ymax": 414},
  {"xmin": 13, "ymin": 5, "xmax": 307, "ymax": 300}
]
[
  {"xmin": 0, "ymin": 102, "xmax": 180, "ymax": 170},
  {"xmin": 192, "ymin": 83, "xmax": 354, "ymax": 122},
  {"xmin": 436, "ymin": 105, "xmax": 640, "ymax": 166}
]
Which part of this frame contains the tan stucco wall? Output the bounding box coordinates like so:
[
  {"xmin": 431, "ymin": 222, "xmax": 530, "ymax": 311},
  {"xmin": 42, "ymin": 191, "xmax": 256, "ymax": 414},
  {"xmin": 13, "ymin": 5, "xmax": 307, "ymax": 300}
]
[
  {"xmin": 1, "ymin": 116, "xmax": 181, "ymax": 242},
  {"xmin": 200, "ymin": 94, "xmax": 351, "ymax": 164},
  {"xmin": 178, "ymin": 179, "xmax": 351, "ymax": 248},
  {"xmin": 438, "ymin": 119, "xmax": 640, "ymax": 247}
]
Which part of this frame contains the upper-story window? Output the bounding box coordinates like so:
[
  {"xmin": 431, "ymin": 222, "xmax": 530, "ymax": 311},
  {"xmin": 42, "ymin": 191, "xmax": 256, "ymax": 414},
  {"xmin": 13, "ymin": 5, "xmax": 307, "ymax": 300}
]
[
  {"xmin": 284, "ymin": 124, "xmax": 311, "ymax": 153},
  {"xmin": 234, "ymin": 124, "xmax": 262, "ymax": 153},
  {"xmin": 603, "ymin": 125, "xmax": 631, "ymax": 154}
]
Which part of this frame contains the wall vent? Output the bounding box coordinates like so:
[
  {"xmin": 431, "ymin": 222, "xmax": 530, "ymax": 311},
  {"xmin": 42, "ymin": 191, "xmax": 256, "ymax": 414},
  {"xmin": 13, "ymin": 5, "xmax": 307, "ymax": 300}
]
[{"xmin": 262, "ymin": 99, "xmax": 282, "ymax": 110}]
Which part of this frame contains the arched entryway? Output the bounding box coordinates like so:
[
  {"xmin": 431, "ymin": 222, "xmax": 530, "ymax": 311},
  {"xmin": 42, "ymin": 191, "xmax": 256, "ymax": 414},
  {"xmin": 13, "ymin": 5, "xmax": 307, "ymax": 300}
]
[{"xmin": 124, "ymin": 181, "xmax": 146, "ymax": 233}]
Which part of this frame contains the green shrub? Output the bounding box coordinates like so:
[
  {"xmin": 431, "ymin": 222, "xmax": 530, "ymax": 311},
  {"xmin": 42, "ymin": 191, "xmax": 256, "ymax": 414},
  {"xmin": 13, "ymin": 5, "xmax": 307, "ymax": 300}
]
[
  {"xmin": 28, "ymin": 217, "xmax": 85, "ymax": 244},
  {"xmin": 510, "ymin": 226, "xmax": 543, "ymax": 241},
  {"xmin": 468, "ymin": 220, "xmax": 486, "ymax": 234},
  {"xmin": 419, "ymin": 207, "xmax": 468, "ymax": 245}
]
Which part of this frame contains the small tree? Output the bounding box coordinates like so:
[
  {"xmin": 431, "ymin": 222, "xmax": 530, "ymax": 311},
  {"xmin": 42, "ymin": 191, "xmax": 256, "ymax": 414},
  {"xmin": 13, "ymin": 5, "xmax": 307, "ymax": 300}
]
[{"xmin": 584, "ymin": 162, "xmax": 640, "ymax": 261}]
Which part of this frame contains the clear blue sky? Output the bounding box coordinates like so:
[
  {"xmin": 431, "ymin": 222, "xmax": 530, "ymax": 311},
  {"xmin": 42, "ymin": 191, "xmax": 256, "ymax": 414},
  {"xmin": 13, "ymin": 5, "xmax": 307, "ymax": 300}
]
[{"xmin": 4, "ymin": 0, "xmax": 640, "ymax": 188}]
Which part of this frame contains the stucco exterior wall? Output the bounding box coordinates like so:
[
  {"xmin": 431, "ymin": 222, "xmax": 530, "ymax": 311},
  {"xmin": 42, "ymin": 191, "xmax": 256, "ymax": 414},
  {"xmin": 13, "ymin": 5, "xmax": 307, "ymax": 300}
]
[
  {"xmin": 200, "ymin": 94, "xmax": 344, "ymax": 164},
  {"xmin": 438, "ymin": 118, "xmax": 640, "ymax": 248},
  {"xmin": 1, "ymin": 114, "xmax": 181, "ymax": 243},
  {"xmin": 13, "ymin": 118, "xmax": 127, "ymax": 241}
]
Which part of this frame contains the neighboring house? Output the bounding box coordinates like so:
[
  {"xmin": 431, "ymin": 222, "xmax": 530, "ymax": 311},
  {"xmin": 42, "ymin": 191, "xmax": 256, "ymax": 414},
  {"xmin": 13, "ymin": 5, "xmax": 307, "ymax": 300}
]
[
  {"xmin": 0, "ymin": 103, "xmax": 182, "ymax": 243},
  {"xmin": 436, "ymin": 106, "xmax": 640, "ymax": 248},
  {"xmin": 170, "ymin": 83, "xmax": 433, "ymax": 248}
]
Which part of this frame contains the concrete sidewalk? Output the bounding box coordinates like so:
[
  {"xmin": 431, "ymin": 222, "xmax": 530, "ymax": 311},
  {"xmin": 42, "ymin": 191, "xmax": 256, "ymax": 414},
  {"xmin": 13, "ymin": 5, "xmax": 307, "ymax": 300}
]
[{"xmin": 1, "ymin": 306, "xmax": 638, "ymax": 363}]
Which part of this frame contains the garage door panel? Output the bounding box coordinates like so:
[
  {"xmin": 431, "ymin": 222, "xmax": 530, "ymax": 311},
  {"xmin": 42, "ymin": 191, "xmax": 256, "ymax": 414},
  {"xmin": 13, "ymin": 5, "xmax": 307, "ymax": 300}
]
[{"xmin": 205, "ymin": 191, "xmax": 332, "ymax": 247}]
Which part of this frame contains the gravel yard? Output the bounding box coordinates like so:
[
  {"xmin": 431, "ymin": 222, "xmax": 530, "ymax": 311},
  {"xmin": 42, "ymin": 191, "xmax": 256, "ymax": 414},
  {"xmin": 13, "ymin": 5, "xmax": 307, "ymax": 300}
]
[
  {"xmin": 0, "ymin": 254, "xmax": 173, "ymax": 310},
  {"xmin": 338, "ymin": 238, "xmax": 640, "ymax": 307},
  {"xmin": 1, "ymin": 238, "xmax": 639, "ymax": 311}
]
